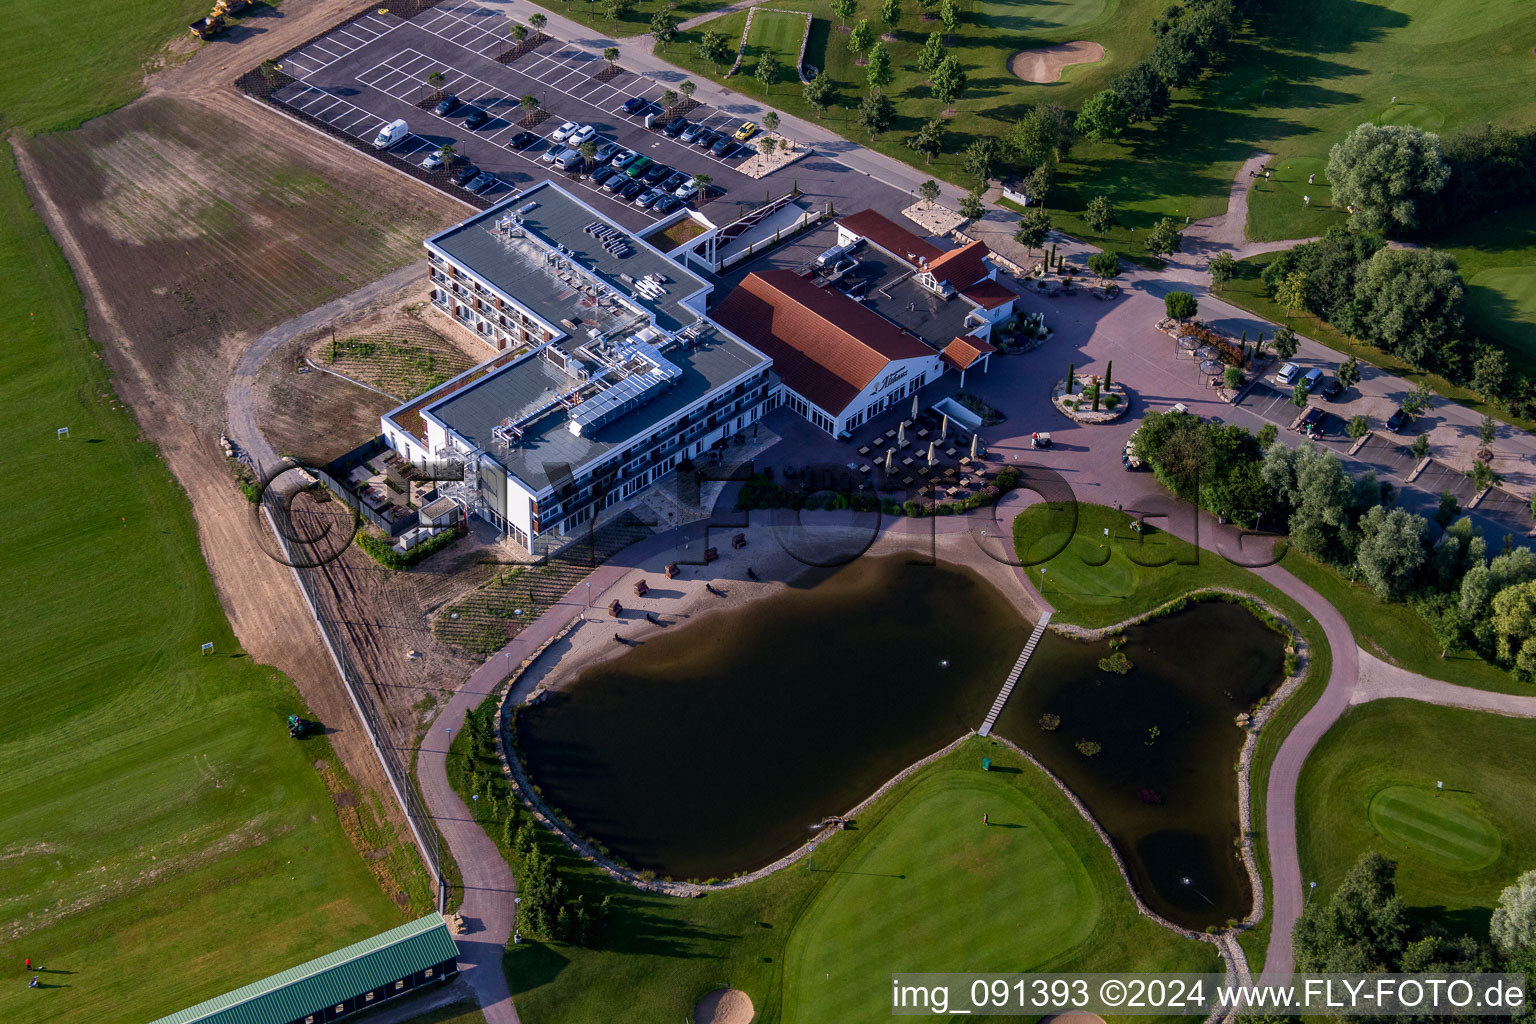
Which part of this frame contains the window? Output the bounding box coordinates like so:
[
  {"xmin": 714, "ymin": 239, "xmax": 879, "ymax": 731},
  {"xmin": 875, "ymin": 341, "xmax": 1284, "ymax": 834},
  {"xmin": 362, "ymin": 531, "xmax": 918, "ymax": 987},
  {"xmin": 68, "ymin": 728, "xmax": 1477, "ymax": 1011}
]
[
  {"xmin": 394, "ymin": 981, "xmax": 405, "ymax": 991},
  {"xmin": 364, "ymin": 992, "xmax": 375, "ymax": 1003}
]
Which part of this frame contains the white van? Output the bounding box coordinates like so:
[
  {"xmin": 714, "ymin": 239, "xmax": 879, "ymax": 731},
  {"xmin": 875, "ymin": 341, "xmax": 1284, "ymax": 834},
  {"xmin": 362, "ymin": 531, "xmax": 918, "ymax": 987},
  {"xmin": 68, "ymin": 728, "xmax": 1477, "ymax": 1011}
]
[
  {"xmin": 372, "ymin": 119, "xmax": 409, "ymax": 149},
  {"xmin": 554, "ymin": 147, "xmax": 583, "ymax": 172}
]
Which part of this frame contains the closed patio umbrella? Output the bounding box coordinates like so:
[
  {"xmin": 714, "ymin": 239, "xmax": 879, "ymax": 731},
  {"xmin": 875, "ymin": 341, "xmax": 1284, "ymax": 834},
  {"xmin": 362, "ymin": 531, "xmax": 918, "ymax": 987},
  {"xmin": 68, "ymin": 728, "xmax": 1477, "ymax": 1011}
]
[
  {"xmin": 940, "ymin": 414, "xmax": 949, "ymax": 440},
  {"xmin": 970, "ymin": 433, "xmax": 980, "ymax": 459},
  {"xmin": 897, "ymin": 422, "xmax": 906, "ymax": 445},
  {"xmin": 927, "ymin": 441, "xmax": 937, "ymax": 467},
  {"xmin": 885, "ymin": 448, "xmax": 895, "ymax": 474},
  {"xmin": 911, "ymin": 393, "xmax": 919, "ymax": 420}
]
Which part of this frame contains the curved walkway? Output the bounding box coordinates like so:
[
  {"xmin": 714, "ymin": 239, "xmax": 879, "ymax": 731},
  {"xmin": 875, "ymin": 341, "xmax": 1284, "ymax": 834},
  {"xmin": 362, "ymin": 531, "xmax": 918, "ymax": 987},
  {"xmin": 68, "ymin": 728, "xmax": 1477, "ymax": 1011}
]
[{"xmin": 1352, "ymin": 649, "xmax": 1536, "ymax": 717}]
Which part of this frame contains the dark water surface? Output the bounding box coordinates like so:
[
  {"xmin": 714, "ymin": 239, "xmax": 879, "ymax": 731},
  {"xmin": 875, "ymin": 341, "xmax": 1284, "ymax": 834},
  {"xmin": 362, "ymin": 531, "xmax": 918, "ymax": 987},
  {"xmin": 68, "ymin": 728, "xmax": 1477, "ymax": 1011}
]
[
  {"xmin": 514, "ymin": 556, "xmax": 1028, "ymax": 880},
  {"xmin": 993, "ymin": 601, "xmax": 1287, "ymax": 929}
]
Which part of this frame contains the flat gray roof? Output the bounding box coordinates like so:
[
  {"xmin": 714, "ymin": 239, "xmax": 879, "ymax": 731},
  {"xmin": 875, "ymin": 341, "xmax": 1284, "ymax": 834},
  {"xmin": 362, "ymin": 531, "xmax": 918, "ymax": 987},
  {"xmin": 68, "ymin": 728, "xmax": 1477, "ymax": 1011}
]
[
  {"xmin": 848, "ymin": 251, "xmax": 972, "ymax": 348},
  {"xmin": 426, "ymin": 322, "xmax": 764, "ymax": 492},
  {"xmin": 428, "ymin": 180, "xmax": 709, "ymax": 334}
]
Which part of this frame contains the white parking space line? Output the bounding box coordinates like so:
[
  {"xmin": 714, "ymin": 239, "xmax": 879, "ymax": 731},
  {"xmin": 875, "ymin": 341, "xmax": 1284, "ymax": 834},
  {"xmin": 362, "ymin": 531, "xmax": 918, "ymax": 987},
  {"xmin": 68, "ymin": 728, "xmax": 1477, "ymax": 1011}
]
[{"xmin": 278, "ymin": 12, "xmax": 404, "ymax": 81}]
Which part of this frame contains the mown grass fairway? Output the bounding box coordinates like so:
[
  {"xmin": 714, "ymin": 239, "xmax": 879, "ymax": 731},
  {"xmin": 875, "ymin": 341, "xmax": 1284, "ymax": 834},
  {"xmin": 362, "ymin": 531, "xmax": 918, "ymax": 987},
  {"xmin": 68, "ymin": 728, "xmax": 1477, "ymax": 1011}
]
[
  {"xmin": 1297, "ymin": 701, "xmax": 1536, "ymax": 922},
  {"xmin": 491, "ymin": 736, "xmax": 1214, "ymax": 1022},
  {"xmin": 744, "ymin": 9, "xmax": 811, "ymax": 70}
]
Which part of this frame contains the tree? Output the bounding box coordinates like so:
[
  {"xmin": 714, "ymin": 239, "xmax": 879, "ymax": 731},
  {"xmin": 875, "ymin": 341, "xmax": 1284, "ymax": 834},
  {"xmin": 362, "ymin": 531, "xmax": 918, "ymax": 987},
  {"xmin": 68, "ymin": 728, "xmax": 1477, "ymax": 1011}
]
[
  {"xmin": 1469, "ymin": 459, "xmax": 1502, "ymax": 493},
  {"xmin": 1084, "ymin": 194, "xmax": 1117, "ymax": 237},
  {"xmin": 880, "ymin": 0, "xmax": 901, "ymax": 30},
  {"xmin": 260, "ymin": 58, "xmax": 281, "ymax": 83},
  {"xmin": 803, "ymin": 75, "xmax": 836, "ymax": 118},
  {"xmin": 1164, "ymin": 291, "xmax": 1197, "ymax": 321},
  {"xmin": 1263, "ymin": 443, "xmax": 1356, "ymax": 559},
  {"xmin": 1434, "ymin": 489, "xmax": 1461, "ymax": 528},
  {"xmin": 501, "ymin": 807, "xmax": 520, "ymax": 848},
  {"xmin": 857, "ymin": 91, "xmax": 894, "ymax": 137},
  {"xmin": 437, "ymin": 142, "xmax": 457, "ymax": 166},
  {"xmin": 1477, "ymin": 413, "xmax": 1498, "ymax": 446},
  {"xmin": 918, "ymin": 179, "xmax": 941, "ymax": 207},
  {"xmin": 1014, "ymin": 207, "xmax": 1051, "ymax": 254},
  {"xmin": 1074, "ymin": 89, "xmax": 1128, "ymax": 141},
  {"xmin": 939, "ymin": 0, "xmax": 960, "ymax": 31},
  {"xmin": 1225, "ymin": 365, "xmax": 1244, "ymax": 391},
  {"xmin": 680, "ymin": 79, "xmax": 697, "ymax": 103},
  {"xmin": 650, "ymin": 10, "xmax": 677, "ymax": 49},
  {"xmin": 660, "ymin": 89, "xmax": 678, "ymax": 114},
  {"xmin": 1272, "ymin": 325, "xmax": 1299, "ymax": 361},
  {"xmin": 958, "ymin": 186, "xmax": 983, "ymax": 220},
  {"xmin": 1471, "ymin": 348, "xmax": 1511, "ymax": 404},
  {"xmin": 1088, "ymin": 251, "xmax": 1119, "ymax": 280},
  {"xmin": 1356, "ymin": 506, "xmax": 1428, "ymax": 599},
  {"xmin": 1327, "ymin": 122, "xmax": 1450, "ymax": 235},
  {"xmin": 1492, "ymin": 870, "xmax": 1536, "ymax": 954},
  {"xmin": 916, "ymin": 31, "xmax": 945, "ymax": 75},
  {"xmin": 1143, "ymin": 216, "xmax": 1182, "ymax": 258},
  {"xmin": 1274, "ymin": 269, "xmax": 1309, "ymax": 318},
  {"xmin": 757, "ymin": 136, "xmax": 777, "ymax": 159},
  {"xmin": 906, "ymin": 118, "xmax": 945, "ymax": 165},
  {"xmin": 931, "ymin": 56, "xmax": 967, "ymax": 107},
  {"xmin": 1023, "ymin": 163, "xmax": 1053, "ymax": 207},
  {"xmin": 762, "ymin": 111, "xmax": 778, "ymax": 136},
  {"xmin": 519, "ymin": 93, "xmax": 539, "ymax": 123},
  {"xmin": 1400, "ymin": 380, "xmax": 1433, "ymax": 419},
  {"xmin": 697, "ymin": 30, "xmax": 732, "ymax": 74},
  {"xmin": 866, "ymin": 42, "xmax": 893, "ymax": 91},
  {"xmin": 1209, "ymin": 251, "xmax": 1236, "ymax": 289},
  {"xmin": 600, "ymin": 0, "xmax": 632, "ymax": 21},
  {"xmin": 962, "ymin": 138, "xmax": 999, "ymax": 183},
  {"xmin": 1148, "ymin": 26, "xmax": 1203, "ymax": 89},
  {"xmin": 1110, "ymin": 60, "xmax": 1170, "ymax": 123},
  {"xmin": 831, "ymin": 0, "xmax": 856, "ymax": 26},
  {"xmin": 509, "ymin": 21, "xmax": 528, "ymax": 44},
  {"xmin": 1292, "ymin": 381, "xmax": 1310, "ymax": 410},
  {"xmin": 1293, "ymin": 851, "xmax": 1409, "ymax": 972},
  {"xmin": 1337, "ymin": 354, "xmax": 1361, "ymax": 391},
  {"xmin": 1410, "ymin": 433, "xmax": 1430, "ymax": 460},
  {"xmin": 1064, "ymin": 362, "xmax": 1075, "ymax": 395},
  {"xmin": 848, "ymin": 19, "xmax": 874, "ymax": 56},
  {"xmin": 426, "ymin": 70, "xmax": 446, "ymax": 99},
  {"xmin": 1346, "ymin": 414, "xmax": 1369, "ymax": 440},
  {"xmin": 528, "ymin": 11, "xmax": 547, "ymax": 40},
  {"xmin": 1490, "ymin": 580, "xmax": 1536, "ymax": 680},
  {"xmin": 755, "ymin": 53, "xmax": 782, "ymax": 93},
  {"xmin": 690, "ymin": 172, "xmax": 713, "ymax": 194},
  {"xmin": 579, "ymin": 139, "xmax": 597, "ymax": 169},
  {"xmin": 603, "ymin": 46, "xmax": 620, "ymax": 69}
]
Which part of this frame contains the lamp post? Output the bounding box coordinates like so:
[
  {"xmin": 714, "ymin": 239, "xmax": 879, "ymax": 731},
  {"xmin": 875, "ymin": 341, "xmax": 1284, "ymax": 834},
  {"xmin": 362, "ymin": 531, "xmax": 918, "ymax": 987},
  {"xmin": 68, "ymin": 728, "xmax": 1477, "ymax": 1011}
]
[
  {"xmin": 472, "ymin": 793, "xmax": 479, "ymax": 822},
  {"xmin": 1305, "ymin": 880, "xmax": 1317, "ymax": 908},
  {"xmin": 807, "ymin": 842, "xmax": 815, "ymax": 871}
]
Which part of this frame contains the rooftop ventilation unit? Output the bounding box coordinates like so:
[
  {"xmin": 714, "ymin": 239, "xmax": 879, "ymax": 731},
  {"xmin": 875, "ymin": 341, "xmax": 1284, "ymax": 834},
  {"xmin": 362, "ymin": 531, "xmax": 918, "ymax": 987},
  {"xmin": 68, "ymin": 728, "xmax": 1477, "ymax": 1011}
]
[{"xmin": 566, "ymin": 332, "xmax": 683, "ymax": 437}]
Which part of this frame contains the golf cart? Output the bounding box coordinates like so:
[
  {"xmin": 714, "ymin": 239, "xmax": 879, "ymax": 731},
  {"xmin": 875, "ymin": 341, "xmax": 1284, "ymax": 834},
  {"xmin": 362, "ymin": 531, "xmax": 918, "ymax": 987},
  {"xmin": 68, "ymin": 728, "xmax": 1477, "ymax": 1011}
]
[
  {"xmin": 288, "ymin": 714, "xmax": 320, "ymax": 739},
  {"xmin": 1030, "ymin": 431, "xmax": 1053, "ymax": 449}
]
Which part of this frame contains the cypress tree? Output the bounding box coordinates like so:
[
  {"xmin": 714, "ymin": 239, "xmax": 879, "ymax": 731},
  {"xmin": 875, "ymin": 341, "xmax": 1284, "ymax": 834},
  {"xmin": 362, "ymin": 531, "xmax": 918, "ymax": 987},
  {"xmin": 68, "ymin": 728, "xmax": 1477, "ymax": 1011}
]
[
  {"xmin": 1064, "ymin": 362, "xmax": 1074, "ymax": 395},
  {"xmin": 1103, "ymin": 360, "xmax": 1113, "ymax": 391}
]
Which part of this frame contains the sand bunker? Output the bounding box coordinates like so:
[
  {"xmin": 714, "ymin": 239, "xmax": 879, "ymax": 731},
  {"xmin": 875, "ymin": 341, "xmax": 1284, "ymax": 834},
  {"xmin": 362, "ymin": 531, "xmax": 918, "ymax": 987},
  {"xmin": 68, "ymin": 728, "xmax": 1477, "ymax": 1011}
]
[
  {"xmin": 695, "ymin": 987, "xmax": 755, "ymax": 1024},
  {"xmin": 1008, "ymin": 40, "xmax": 1105, "ymax": 83}
]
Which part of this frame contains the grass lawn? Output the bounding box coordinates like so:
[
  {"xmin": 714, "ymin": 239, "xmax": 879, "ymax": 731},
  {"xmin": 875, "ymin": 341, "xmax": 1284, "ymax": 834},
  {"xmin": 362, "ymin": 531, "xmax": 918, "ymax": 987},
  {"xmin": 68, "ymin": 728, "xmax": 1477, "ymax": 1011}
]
[
  {"xmin": 409, "ymin": 998, "xmax": 489, "ymax": 1024},
  {"xmin": 1010, "ymin": 502, "xmax": 1335, "ymax": 968},
  {"xmin": 1278, "ymin": 551, "xmax": 1523, "ymax": 695},
  {"xmin": 1437, "ymin": 209, "xmax": 1536, "ymax": 365},
  {"xmin": 454, "ymin": 713, "xmax": 1214, "ymax": 1022},
  {"xmin": 1217, "ymin": 256, "xmax": 1535, "ymax": 432},
  {"xmin": 1296, "ymin": 701, "xmax": 1536, "ymax": 932},
  {"xmin": 553, "ymin": 0, "xmax": 733, "ymax": 39},
  {"xmin": 677, "ymin": 0, "xmax": 1163, "ymax": 187},
  {"xmin": 745, "ymin": 9, "xmax": 811, "ymax": 70},
  {"xmin": 0, "ymin": 148, "xmax": 416, "ymax": 1024}
]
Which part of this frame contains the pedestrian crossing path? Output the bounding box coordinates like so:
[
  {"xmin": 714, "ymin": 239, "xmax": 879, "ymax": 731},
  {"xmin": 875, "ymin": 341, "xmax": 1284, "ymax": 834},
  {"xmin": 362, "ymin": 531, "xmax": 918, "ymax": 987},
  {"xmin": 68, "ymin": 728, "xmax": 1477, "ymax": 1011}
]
[{"xmin": 977, "ymin": 611, "xmax": 1052, "ymax": 737}]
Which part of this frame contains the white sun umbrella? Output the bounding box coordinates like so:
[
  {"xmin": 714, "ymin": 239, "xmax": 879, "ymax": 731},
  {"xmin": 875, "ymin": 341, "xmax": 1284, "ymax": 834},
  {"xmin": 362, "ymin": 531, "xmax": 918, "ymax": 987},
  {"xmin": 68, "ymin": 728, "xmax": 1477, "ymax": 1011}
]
[
  {"xmin": 970, "ymin": 433, "xmax": 980, "ymax": 459},
  {"xmin": 927, "ymin": 440, "xmax": 937, "ymax": 467},
  {"xmin": 911, "ymin": 393, "xmax": 919, "ymax": 420},
  {"xmin": 885, "ymin": 448, "xmax": 895, "ymax": 474},
  {"xmin": 897, "ymin": 421, "xmax": 906, "ymax": 445},
  {"xmin": 940, "ymin": 414, "xmax": 949, "ymax": 440}
]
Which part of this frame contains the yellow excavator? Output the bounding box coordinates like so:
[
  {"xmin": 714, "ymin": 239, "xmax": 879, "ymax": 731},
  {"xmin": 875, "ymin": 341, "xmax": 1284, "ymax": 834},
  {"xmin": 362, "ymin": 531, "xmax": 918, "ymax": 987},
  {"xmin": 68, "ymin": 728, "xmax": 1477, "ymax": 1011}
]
[{"xmin": 189, "ymin": 0, "xmax": 252, "ymax": 39}]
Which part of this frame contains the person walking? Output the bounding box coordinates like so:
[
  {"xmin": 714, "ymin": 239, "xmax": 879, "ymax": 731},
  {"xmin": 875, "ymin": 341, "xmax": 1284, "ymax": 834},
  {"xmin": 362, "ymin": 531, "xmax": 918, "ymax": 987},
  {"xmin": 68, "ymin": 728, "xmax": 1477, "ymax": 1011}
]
[
  {"xmin": 24, "ymin": 958, "xmax": 31, "ymax": 972},
  {"xmin": 983, "ymin": 813, "xmax": 989, "ymax": 826}
]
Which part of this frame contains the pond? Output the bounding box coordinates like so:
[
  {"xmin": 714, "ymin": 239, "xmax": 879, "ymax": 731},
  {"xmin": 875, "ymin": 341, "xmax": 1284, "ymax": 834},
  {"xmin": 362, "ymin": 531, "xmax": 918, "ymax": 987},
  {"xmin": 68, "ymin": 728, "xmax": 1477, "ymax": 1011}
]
[
  {"xmin": 513, "ymin": 555, "xmax": 1027, "ymax": 881},
  {"xmin": 992, "ymin": 600, "xmax": 1287, "ymax": 929}
]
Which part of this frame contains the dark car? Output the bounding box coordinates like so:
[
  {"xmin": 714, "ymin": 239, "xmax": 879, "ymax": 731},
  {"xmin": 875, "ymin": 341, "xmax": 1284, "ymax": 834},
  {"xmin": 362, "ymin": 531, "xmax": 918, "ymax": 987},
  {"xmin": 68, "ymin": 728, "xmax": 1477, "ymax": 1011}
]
[
  {"xmin": 450, "ymin": 163, "xmax": 479, "ymax": 185},
  {"xmin": 643, "ymin": 162, "xmax": 670, "ymax": 185},
  {"xmin": 623, "ymin": 96, "xmax": 648, "ymax": 115},
  {"xmin": 1386, "ymin": 406, "xmax": 1410, "ymax": 432},
  {"xmin": 653, "ymin": 195, "xmax": 682, "ymax": 215},
  {"xmin": 663, "ymin": 117, "xmax": 687, "ymax": 137},
  {"xmin": 593, "ymin": 141, "xmax": 622, "ymax": 164},
  {"xmin": 1296, "ymin": 406, "xmax": 1325, "ymax": 437},
  {"xmin": 434, "ymin": 94, "xmax": 459, "ymax": 116},
  {"xmin": 660, "ymin": 170, "xmax": 688, "ymax": 192},
  {"xmin": 1319, "ymin": 377, "xmax": 1344, "ymax": 401},
  {"xmin": 508, "ymin": 131, "xmax": 537, "ymax": 150},
  {"xmin": 463, "ymin": 107, "xmax": 490, "ymax": 130},
  {"xmin": 466, "ymin": 172, "xmax": 497, "ymax": 193},
  {"xmin": 695, "ymin": 129, "xmax": 719, "ymax": 150},
  {"xmin": 620, "ymin": 179, "xmax": 647, "ymax": 200},
  {"xmin": 589, "ymin": 166, "xmax": 618, "ymax": 186}
]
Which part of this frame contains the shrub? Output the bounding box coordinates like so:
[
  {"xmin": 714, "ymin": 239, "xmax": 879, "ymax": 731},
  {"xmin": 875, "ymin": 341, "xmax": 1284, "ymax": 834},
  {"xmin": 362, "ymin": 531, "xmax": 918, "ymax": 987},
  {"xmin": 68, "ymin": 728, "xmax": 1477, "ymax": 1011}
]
[
  {"xmin": 1039, "ymin": 713, "xmax": 1061, "ymax": 731},
  {"xmin": 1075, "ymin": 739, "xmax": 1102, "ymax": 757},
  {"xmin": 1097, "ymin": 651, "xmax": 1133, "ymax": 674},
  {"xmin": 356, "ymin": 524, "xmax": 461, "ymax": 569}
]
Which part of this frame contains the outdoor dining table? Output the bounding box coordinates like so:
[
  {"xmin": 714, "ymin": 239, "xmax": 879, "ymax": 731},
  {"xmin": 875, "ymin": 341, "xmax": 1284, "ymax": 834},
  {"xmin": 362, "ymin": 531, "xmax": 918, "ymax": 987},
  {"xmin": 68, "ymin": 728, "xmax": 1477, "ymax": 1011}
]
[
  {"xmin": 857, "ymin": 445, "xmax": 871, "ymax": 455},
  {"xmin": 945, "ymin": 447, "xmax": 958, "ymax": 457},
  {"xmin": 917, "ymin": 428, "xmax": 930, "ymax": 438}
]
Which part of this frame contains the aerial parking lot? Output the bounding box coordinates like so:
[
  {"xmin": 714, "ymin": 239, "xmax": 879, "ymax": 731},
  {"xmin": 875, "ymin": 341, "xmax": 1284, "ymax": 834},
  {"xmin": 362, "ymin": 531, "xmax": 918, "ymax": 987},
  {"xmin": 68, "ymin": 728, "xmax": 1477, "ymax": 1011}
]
[{"xmin": 265, "ymin": 0, "xmax": 770, "ymax": 228}]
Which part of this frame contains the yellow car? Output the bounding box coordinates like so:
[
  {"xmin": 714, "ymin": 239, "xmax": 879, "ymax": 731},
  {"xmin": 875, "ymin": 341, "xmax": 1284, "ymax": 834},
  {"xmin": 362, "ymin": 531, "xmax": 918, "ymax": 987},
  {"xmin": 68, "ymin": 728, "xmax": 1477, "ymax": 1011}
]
[{"xmin": 733, "ymin": 121, "xmax": 758, "ymax": 142}]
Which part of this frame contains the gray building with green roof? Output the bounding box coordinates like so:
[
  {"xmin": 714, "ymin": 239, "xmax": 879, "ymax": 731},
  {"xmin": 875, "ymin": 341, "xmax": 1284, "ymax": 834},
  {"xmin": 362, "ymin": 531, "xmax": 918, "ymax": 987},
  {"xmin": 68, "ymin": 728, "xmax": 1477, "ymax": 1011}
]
[{"xmin": 148, "ymin": 915, "xmax": 458, "ymax": 1024}]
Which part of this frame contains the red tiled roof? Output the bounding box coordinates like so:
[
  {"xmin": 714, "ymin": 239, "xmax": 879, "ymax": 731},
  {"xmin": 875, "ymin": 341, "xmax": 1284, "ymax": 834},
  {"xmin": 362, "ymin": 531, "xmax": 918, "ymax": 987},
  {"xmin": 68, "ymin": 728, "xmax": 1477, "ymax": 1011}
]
[
  {"xmin": 836, "ymin": 209, "xmax": 942, "ymax": 266},
  {"xmin": 942, "ymin": 335, "xmax": 996, "ymax": 371},
  {"xmin": 961, "ymin": 278, "xmax": 1015, "ymax": 310},
  {"xmin": 711, "ymin": 271, "xmax": 935, "ymax": 415},
  {"xmin": 926, "ymin": 239, "xmax": 992, "ymax": 291}
]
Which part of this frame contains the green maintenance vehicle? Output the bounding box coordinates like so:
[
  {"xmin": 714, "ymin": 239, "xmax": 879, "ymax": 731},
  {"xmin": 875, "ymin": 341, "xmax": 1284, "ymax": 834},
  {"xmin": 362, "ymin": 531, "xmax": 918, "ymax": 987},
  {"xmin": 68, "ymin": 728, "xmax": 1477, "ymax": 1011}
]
[{"xmin": 288, "ymin": 714, "xmax": 320, "ymax": 739}]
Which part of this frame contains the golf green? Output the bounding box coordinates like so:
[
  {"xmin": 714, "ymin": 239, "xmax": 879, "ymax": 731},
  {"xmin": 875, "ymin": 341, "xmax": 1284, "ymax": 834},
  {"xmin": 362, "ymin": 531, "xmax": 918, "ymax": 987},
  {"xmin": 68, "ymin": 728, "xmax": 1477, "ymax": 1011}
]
[
  {"xmin": 1367, "ymin": 785, "xmax": 1501, "ymax": 872},
  {"xmin": 1466, "ymin": 266, "xmax": 1536, "ymax": 357}
]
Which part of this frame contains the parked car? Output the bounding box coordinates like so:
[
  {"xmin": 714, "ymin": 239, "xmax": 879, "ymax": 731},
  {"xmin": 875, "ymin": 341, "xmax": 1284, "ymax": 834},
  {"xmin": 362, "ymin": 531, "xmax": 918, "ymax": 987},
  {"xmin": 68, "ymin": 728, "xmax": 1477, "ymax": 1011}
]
[
  {"xmin": 625, "ymin": 155, "xmax": 653, "ymax": 178},
  {"xmin": 1276, "ymin": 362, "xmax": 1301, "ymax": 385},
  {"xmin": 695, "ymin": 129, "xmax": 720, "ymax": 150},
  {"xmin": 593, "ymin": 141, "xmax": 622, "ymax": 164},
  {"xmin": 1319, "ymin": 377, "xmax": 1344, "ymax": 401},
  {"xmin": 663, "ymin": 117, "xmax": 687, "ymax": 137},
  {"xmin": 372, "ymin": 118, "xmax": 409, "ymax": 150},
  {"xmin": 1295, "ymin": 406, "xmax": 1323, "ymax": 434},
  {"xmin": 541, "ymin": 144, "xmax": 569, "ymax": 164},
  {"xmin": 463, "ymin": 107, "xmax": 490, "ymax": 130},
  {"xmin": 635, "ymin": 187, "xmax": 665, "ymax": 208},
  {"xmin": 508, "ymin": 131, "xmax": 538, "ymax": 149},
  {"xmin": 568, "ymin": 124, "xmax": 597, "ymax": 146},
  {"xmin": 466, "ymin": 172, "xmax": 497, "ymax": 193},
  {"xmin": 550, "ymin": 121, "xmax": 580, "ymax": 142},
  {"xmin": 673, "ymin": 181, "xmax": 700, "ymax": 202},
  {"xmin": 680, "ymin": 121, "xmax": 704, "ymax": 143},
  {"xmin": 434, "ymin": 94, "xmax": 459, "ymax": 116},
  {"xmin": 610, "ymin": 149, "xmax": 640, "ymax": 170},
  {"xmin": 643, "ymin": 162, "xmax": 671, "ymax": 185},
  {"xmin": 733, "ymin": 120, "xmax": 757, "ymax": 141},
  {"xmin": 710, "ymin": 135, "xmax": 734, "ymax": 157},
  {"xmin": 1385, "ymin": 406, "xmax": 1410, "ymax": 432},
  {"xmin": 450, "ymin": 163, "xmax": 479, "ymax": 185},
  {"xmin": 589, "ymin": 166, "xmax": 618, "ymax": 186},
  {"xmin": 553, "ymin": 147, "xmax": 583, "ymax": 171},
  {"xmin": 660, "ymin": 170, "xmax": 689, "ymax": 193},
  {"xmin": 623, "ymin": 96, "xmax": 648, "ymax": 115},
  {"xmin": 419, "ymin": 148, "xmax": 449, "ymax": 170},
  {"xmin": 1301, "ymin": 367, "xmax": 1325, "ymax": 392},
  {"xmin": 653, "ymin": 195, "xmax": 682, "ymax": 215},
  {"xmin": 620, "ymin": 179, "xmax": 646, "ymax": 200},
  {"xmin": 603, "ymin": 171, "xmax": 629, "ymax": 192}
]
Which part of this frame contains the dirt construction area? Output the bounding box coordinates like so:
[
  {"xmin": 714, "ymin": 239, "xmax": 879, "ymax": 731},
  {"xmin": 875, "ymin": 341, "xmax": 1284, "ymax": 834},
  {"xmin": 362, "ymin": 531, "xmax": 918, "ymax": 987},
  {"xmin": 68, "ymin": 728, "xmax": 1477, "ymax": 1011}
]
[
  {"xmin": 13, "ymin": 0, "xmax": 474, "ymax": 859},
  {"xmin": 1008, "ymin": 41, "xmax": 1105, "ymax": 83}
]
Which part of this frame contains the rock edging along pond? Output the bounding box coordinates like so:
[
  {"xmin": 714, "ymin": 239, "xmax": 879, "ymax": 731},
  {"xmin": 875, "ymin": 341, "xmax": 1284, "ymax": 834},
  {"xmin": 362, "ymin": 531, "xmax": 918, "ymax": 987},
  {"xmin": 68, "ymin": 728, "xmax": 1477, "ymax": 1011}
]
[{"xmin": 1045, "ymin": 588, "xmax": 1310, "ymax": 934}]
